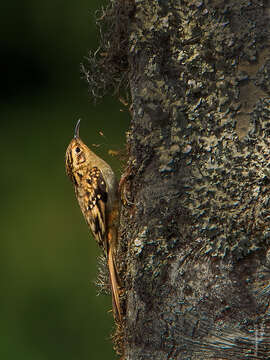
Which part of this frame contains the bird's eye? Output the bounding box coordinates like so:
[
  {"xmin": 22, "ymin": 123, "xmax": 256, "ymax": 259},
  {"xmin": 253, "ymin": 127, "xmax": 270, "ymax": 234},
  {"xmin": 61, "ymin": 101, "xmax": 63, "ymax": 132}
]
[{"xmin": 75, "ymin": 147, "xmax": 81, "ymax": 153}]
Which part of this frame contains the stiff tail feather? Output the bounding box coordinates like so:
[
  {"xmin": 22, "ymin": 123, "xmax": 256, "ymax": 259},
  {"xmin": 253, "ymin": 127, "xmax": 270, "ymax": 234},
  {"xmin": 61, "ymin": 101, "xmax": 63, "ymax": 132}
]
[{"xmin": 108, "ymin": 246, "xmax": 121, "ymax": 320}]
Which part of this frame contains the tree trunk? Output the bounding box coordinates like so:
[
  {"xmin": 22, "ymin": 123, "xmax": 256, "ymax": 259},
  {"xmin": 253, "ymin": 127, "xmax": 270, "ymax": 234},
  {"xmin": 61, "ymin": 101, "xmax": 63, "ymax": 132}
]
[
  {"xmin": 117, "ymin": 1, "xmax": 270, "ymax": 359},
  {"xmin": 85, "ymin": 0, "xmax": 270, "ymax": 359}
]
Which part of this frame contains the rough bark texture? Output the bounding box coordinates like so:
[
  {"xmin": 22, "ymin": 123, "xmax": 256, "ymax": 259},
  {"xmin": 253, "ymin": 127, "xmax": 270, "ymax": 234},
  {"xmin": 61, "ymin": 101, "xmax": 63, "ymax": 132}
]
[
  {"xmin": 83, "ymin": 0, "xmax": 270, "ymax": 358},
  {"xmin": 115, "ymin": 1, "xmax": 270, "ymax": 359}
]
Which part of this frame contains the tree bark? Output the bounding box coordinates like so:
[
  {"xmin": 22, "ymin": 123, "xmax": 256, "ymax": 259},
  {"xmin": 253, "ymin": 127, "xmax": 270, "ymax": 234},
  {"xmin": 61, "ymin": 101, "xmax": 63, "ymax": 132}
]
[{"xmin": 114, "ymin": 1, "xmax": 270, "ymax": 359}]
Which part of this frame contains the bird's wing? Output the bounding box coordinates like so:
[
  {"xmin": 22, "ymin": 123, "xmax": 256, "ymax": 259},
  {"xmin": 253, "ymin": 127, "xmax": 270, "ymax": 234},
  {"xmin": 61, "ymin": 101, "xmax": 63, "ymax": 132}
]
[{"xmin": 83, "ymin": 166, "xmax": 108, "ymax": 251}]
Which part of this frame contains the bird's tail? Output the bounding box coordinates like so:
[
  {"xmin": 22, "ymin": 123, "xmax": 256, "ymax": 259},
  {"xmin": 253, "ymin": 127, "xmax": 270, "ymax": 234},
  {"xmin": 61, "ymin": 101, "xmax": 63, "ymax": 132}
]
[{"xmin": 108, "ymin": 246, "xmax": 121, "ymax": 320}]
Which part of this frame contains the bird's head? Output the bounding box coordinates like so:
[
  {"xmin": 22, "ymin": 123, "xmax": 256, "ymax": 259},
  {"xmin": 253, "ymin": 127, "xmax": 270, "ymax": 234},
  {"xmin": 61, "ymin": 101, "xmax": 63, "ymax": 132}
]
[{"xmin": 65, "ymin": 119, "xmax": 93, "ymax": 180}]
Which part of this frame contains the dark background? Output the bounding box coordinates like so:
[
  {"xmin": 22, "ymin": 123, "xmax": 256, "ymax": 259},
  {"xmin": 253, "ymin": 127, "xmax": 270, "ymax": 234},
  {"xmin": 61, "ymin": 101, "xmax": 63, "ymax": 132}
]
[{"xmin": 0, "ymin": 1, "xmax": 127, "ymax": 359}]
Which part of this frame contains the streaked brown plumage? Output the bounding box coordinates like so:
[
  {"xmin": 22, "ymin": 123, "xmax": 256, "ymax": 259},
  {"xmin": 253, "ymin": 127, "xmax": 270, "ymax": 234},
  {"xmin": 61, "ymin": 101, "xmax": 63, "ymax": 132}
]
[{"xmin": 65, "ymin": 119, "xmax": 121, "ymax": 319}]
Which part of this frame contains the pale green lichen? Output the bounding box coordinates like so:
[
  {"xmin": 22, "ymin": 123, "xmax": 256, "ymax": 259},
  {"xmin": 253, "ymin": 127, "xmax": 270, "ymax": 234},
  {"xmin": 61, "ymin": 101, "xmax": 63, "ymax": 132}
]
[{"xmin": 182, "ymin": 99, "xmax": 270, "ymax": 258}]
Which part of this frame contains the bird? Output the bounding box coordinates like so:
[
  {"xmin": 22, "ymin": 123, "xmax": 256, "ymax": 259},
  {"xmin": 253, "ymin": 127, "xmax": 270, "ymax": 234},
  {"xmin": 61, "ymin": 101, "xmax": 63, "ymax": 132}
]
[{"xmin": 65, "ymin": 119, "xmax": 121, "ymax": 320}]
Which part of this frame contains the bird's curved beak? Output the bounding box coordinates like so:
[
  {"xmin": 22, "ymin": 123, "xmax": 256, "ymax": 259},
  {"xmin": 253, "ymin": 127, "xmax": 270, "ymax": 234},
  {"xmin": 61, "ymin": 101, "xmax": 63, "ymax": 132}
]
[{"xmin": 74, "ymin": 119, "xmax": 81, "ymax": 138}]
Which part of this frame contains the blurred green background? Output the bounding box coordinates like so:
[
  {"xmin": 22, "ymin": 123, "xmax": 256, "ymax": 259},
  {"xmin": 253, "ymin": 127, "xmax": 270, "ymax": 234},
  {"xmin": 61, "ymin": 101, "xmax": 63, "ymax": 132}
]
[{"xmin": 0, "ymin": 1, "xmax": 127, "ymax": 359}]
